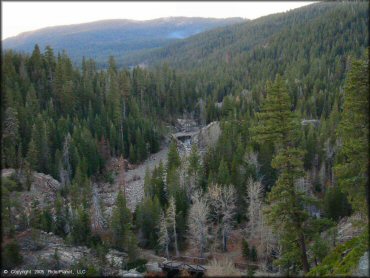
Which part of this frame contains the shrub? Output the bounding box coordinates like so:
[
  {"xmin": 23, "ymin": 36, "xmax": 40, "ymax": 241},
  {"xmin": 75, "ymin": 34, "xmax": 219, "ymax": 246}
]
[
  {"xmin": 250, "ymin": 246, "xmax": 258, "ymax": 262},
  {"xmin": 206, "ymin": 258, "xmax": 241, "ymax": 276},
  {"xmin": 125, "ymin": 258, "xmax": 148, "ymax": 272},
  {"xmin": 242, "ymin": 239, "xmax": 250, "ymax": 259},
  {"xmin": 2, "ymin": 241, "xmax": 23, "ymax": 268},
  {"xmin": 323, "ymin": 187, "xmax": 351, "ymax": 221}
]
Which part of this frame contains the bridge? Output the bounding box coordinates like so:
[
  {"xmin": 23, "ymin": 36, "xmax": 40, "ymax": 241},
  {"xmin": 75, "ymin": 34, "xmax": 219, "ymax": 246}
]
[
  {"xmin": 171, "ymin": 131, "xmax": 199, "ymax": 142},
  {"xmin": 159, "ymin": 260, "xmax": 206, "ymax": 277}
]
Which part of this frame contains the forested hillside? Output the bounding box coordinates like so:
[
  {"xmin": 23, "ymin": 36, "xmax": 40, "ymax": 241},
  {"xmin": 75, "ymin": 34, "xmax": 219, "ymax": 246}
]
[
  {"xmin": 1, "ymin": 1, "xmax": 368, "ymax": 277},
  {"xmin": 3, "ymin": 17, "xmax": 245, "ymax": 68}
]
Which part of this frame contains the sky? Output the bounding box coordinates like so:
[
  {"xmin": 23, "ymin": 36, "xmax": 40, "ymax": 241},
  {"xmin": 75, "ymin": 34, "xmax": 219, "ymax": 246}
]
[{"xmin": 2, "ymin": 1, "xmax": 316, "ymax": 40}]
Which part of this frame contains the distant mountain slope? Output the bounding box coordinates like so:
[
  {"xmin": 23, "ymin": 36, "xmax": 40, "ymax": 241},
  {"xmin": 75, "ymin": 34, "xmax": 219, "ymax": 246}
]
[
  {"xmin": 125, "ymin": 2, "xmax": 368, "ymax": 72},
  {"xmin": 2, "ymin": 17, "xmax": 246, "ymax": 67}
]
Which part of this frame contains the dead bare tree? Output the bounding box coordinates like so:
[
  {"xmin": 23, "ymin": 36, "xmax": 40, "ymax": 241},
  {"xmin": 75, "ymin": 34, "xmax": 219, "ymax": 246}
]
[
  {"xmin": 246, "ymin": 177, "xmax": 264, "ymax": 239},
  {"xmin": 91, "ymin": 184, "xmax": 107, "ymax": 232},
  {"xmin": 246, "ymin": 177, "xmax": 280, "ymax": 266},
  {"xmin": 167, "ymin": 196, "xmax": 179, "ymax": 257},
  {"xmin": 188, "ymin": 190, "xmax": 209, "ymax": 258},
  {"xmin": 208, "ymin": 184, "xmax": 236, "ymax": 252},
  {"xmin": 59, "ymin": 133, "xmax": 72, "ymax": 188},
  {"xmin": 259, "ymin": 205, "xmax": 280, "ymax": 269},
  {"xmin": 158, "ymin": 210, "xmax": 170, "ymax": 258}
]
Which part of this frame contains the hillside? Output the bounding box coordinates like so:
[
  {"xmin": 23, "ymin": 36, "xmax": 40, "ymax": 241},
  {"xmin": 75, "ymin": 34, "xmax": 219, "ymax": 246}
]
[
  {"xmin": 1, "ymin": 1, "xmax": 368, "ymax": 277},
  {"xmin": 126, "ymin": 2, "xmax": 368, "ymax": 72},
  {"xmin": 2, "ymin": 17, "xmax": 245, "ymax": 67}
]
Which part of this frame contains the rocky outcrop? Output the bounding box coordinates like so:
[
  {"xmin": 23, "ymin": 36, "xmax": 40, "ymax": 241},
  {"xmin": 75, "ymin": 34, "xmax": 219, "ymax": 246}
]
[
  {"xmin": 119, "ymin": 269, "xmax": 144, "ymax": 277},
  {"xmin": 336, "ymin": 214, "xmax": 365, "ymax": 244},
  {"xmin": 106, "ymin": 249, "xmax": 128, "ymax": 268},
  {"xmin": 1, "ymin": 168, "xmax": 15, "ymax": 178},
  {"xmin": 195, "ymin": 121, "xmax": 221, "ymax": 151},
  {"xmin": 354, "ymin": 251, "xmax": 369, "ymax": 277},
  {"xmin": 15, "ymin": 229, "xmax": 127, "ymax": 273},
  {"xmin": 3, "ymin": 170, "xmax": 63, "ymax": 230}
]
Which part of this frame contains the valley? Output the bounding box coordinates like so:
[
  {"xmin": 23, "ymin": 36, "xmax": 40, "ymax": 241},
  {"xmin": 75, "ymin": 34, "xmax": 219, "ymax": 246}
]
[{"xmin": 1, "ymin": 1, "xmax": 369, "ymax": 277}]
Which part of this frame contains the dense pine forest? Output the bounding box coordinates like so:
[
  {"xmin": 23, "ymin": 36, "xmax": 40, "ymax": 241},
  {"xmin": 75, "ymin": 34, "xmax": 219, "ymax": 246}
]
[{"xmin": 1, "ymin": 1, "xmax": 369, "ymax": 277}]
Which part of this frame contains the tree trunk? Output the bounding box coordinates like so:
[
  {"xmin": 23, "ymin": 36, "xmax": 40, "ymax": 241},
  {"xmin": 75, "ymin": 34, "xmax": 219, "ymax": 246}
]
[
  {"xmin": 223, "ymin": 230, "xmax": 227, "ymax": 252},
  {"xmin": 173, "ymin": 224, "xmax": 179, "ymax": 257},
  {"xmin": 165, "ymin": 244, "xmax": 169, "ymax": 259},
  {"xmin": 200, "ymin": 235, "xmax": 204, "ymax": 258},
  {"xmin": 299, "ymin": 232, "xmax": 310, "ymax": 273}
]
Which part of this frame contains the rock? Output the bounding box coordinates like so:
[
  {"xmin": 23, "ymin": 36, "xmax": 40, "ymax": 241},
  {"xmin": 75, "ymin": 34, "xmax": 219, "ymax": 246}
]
[
  {"xmin": 119, "ymin": 270, "xmax": 144, "ymax": 277},
  {"xmin": 1, "ymin": 168, "xmax": 15, "ymax": 178},
  {"xmin": 146, "ymin": 262, "xmax": 162, "ymax": 273},
  {"xmin": 337, "ymin": 214, "xmax": 364, "ymax": 244},
  {"xmin": 106, "ymin": 249, "xmax": 128, "ymax": 268},
  {"xmin": 196, "ymin": 121, "xmax": 221, "ymax": 150},
  {"xmin": 354, "ymin": 251, "xmax": 369, "ymax": 277}
]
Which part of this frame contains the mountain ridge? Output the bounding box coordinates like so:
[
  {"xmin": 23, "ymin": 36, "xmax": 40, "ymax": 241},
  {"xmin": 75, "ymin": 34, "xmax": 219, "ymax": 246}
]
[{"xmin": 3, "ymin": 17, "xmax": 246, "ymax": 67}]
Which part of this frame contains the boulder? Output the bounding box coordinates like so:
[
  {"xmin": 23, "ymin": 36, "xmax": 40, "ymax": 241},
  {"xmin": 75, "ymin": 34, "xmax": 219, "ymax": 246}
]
[
  {"xmin": 146, "ymin": 262, "xmax": 162, "ymax": 273},
  {"xmin": 106, "ymin": 249, "xmax": 128, "ymax": 268},
  {"xmin": 354, "ymin": 251, "xmax": 369, "ymax": 277}
]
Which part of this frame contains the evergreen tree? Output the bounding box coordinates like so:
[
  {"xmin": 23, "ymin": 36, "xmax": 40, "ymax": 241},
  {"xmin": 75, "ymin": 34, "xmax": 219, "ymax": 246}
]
[
  {"xmin": 252, "ymin": 75, "xmax": 310, "ymax": 273},
  {"xmin": 335, "ymin": 55, "xmax": 368, "ymax": 217},
  {"xmin": 167, "ymin": 140, "xmax": 181, "ymax": 171},
  {"xmin": 110, "ymin": 190, "xmax": 132, "ymax": 251}
]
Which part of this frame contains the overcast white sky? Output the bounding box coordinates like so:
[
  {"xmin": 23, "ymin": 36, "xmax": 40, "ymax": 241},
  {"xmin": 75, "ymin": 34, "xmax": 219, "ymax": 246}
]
[{"xmin": 2, "ymin": 1, "xmax": 316, "ymax": 39}]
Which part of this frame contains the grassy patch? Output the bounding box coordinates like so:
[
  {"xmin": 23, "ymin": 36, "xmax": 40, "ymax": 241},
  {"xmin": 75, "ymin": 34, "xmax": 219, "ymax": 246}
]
[{"xmin": 307, "ymin": 231, "xmax": 368, "ymax": 276}]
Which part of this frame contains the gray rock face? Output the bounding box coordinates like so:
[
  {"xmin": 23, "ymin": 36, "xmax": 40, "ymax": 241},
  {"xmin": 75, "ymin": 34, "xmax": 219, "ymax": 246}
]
[
  {"xmin": 355, "ymin": 251, "xmax": 369, "ymax": 277},
  {"xmin": 119, "ymin": 269, "xmax": 144, "ymax": 277},
  {"xmin": 336, "ymin": 214, "xmax": 365, "ymax": 244},
  {"xmin": 106, "ymin": 249, "xmax": 128, "ymax": 268},
  {"xmin": 195, "ymin": 121, "xmax": 221, "ymax": 151},
  {"xmin": 16, "ymin": 229, "xmax": 128, "ymax": 274},
  {"xmin": 146, "ymin": 262, "xmax": 162, "ymax": 273},
  {"xmin": 1, "ymin": 168, "xmax": 15, "ymax": 178}
]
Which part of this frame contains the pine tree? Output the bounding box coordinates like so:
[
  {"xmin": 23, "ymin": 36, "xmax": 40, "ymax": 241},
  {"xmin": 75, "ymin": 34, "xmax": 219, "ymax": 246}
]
[
  {"xmin": 136, "ymin": 196, "xmax": 161, "ymax": 248},
  {"xmin": 335, "ymin": 55, "xmax": 369, "ymax": 217},
  {"xmin": 252, "ymin": 75, "xmax": 310, "ymax": 273},
  {"xmin": 167, "ymin": 140, "xmax": 181, "ymax": 172},
  {"xmin": 27, "ymin": 136, "xmax": 39, "ymax": 171},
  {"xmin": 217, "ymin": 159, "xmax": 230, "ymax": 186},
  {"xmin": 2, "ymin": 107, "xmax": 19, "ymax": 168},
  {"xmin": 110, "ymin": 190, "xmax": 132, "ymax": 251}
]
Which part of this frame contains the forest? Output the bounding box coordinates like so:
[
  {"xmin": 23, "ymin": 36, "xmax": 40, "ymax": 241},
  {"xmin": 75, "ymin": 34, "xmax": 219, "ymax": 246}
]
[{"xmin": 1, "ymin": 1, "xmax": 369, "ymax": 277}]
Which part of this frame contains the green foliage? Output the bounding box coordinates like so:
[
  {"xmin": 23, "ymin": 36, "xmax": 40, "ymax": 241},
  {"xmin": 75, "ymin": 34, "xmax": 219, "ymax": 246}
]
[
  {"xmin": 323, "ymin": 186, "xmax": 351, "ymax": 221},
  {"xmin": 335, "ymin": 55, "xmax": 369, "ymax": 217},
  {"xmin": 253, "ymin": 75, "xmax": 311, "ymax": 273},
  {"xmin": 310, "ymin": 235, "xmax": 330, "ymax": 266},
  {"xmin": 252, "ymin": 76, "xmax": 299, "ymax": 148},
  {"xmin": 125, "ymin": 258, "xmax": 148, "ymax": 273},
  {"xmin": 40, "ymin": 208, "xmax": 53, "ymax": 233},
  {"xmin": 1, "ymin": 45, "xmax": 180, "ymax": 182},
  {"xmin": 71, "ymin": 205, "xmax": 92, "ymax": 246},
  {"xmin": 136, "ymin": 196, "xmax": 161, "ymax": 248},
  {"xmin": 242, "ymin": 239, "xmax": 250, "ymax": 259},
  {"xmin": 2, "ymin": 176, "xmax": 23, "ymax": 192},
  {"xmin": 167, "ymin": 140, "xmax": 181, "ymax": 172},
  {"xmin": 72, "ymin": 258, "xmax": 101, "ymax": 277},
  {"xmin": 250, "ymin": 246, "xmax": 258, "ymax": 262},
  {"xmin": 307, "ymin": 231, "xmax": 368, "ymax": 276},
  {"xmin": 110, "ymin": 191, "xmax": 132, "ymax": 251},
  {"xmin": 2, "ymin": 241, "xmax": 23, "ymax": 268}
]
